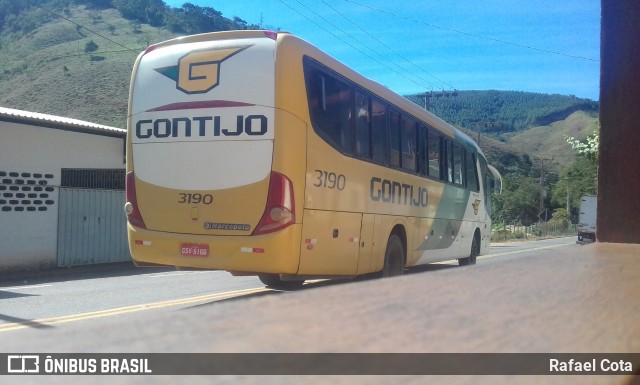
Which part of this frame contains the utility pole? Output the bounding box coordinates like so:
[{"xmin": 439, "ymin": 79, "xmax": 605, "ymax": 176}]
[
  {"xmin": 539, "ymin": 158, "xmax": 545, "ymax": 225},
  {"xmin": 412, "ymin": 90, "xmax": 458, "ymax": 111},
  {"xmin": 471, "ymin": 121, "xmax": 501, "ymax": 148},
  {"xmin": 566, "ymin": 183, "xmax": 570, "ymax": 214},
  {"xmin": 537, "ymin": 156, "xmax": 554, "ymax": 227}
]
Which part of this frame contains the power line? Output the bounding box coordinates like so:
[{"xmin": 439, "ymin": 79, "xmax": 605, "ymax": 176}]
[
  {"xmin": 342, "ymin": 0, "xmax": 599, "ymax": 63},
  {"xmin": 32, "ymin": 4, "xmax": 139, "ymax": 55},
  {"xmin": 279, "ymin": 0, "xmax": 437, "ymax": 91},
  {"xmin": 294, "ymin": 0, "xmax": 441, "ymax": 90},
  {"xmin": 51, "ymin": 48, "xmax": 147, "ymax": 61},
  {"xmin": 318, "ymin": 0, "xmax": 452, "ymax": 89}
]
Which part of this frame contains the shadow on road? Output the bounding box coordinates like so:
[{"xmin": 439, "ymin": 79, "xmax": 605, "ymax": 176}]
[
  {"xmin": 0, "ymin": 290, "xmax": 38, "ymax": 299},
  {"xmin": 180, "ymin": 263, "xmax": 461, "ymax": 310},
  {"xmin": 0, "ymin": 262, "xmax": 174, "ymax": 288},
  {"xmin": 0, "ymin": 313, "xmax": 54, "ymax": 329}
]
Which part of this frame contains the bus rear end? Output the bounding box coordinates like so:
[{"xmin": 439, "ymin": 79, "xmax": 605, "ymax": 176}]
[{"xmin": 125, "ymin": 31, "xmax": 302, "ymax": 274}]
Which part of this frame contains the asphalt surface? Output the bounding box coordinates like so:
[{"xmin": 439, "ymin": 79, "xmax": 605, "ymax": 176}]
[{"xmin": 1, "ymin": 240, "xmax": 639, "ymax": 385}]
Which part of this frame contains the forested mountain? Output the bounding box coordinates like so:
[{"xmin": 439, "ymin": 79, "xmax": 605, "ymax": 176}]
[
  {"xmin": 405, "ymin": 90, "xmax": 598, "ymax": 134},
  {"xmin": 0, "ymin": 0, "xmax": 259, "ymax": 36},
  {"xmin": 0, "ymin": 0, "xmax": 259, "ymax": 128}
]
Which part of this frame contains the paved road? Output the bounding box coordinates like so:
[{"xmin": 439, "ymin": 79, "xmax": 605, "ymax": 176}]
[
  {"xmin": 0, "ymin": 237, "xmax": 576, "ymax": 328},
  {"xmin": 3, "ymin": 236, "xmax": 637, "ymax": 385}
]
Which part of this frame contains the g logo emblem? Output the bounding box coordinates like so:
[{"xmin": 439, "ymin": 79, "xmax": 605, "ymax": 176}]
[
  {"xmin": 472, "ymin": 199, "xmax": 481, "ymax": 215},
  {"xmin": 155, "ymin": 45, "xmax": 250, "ymax": 94}
]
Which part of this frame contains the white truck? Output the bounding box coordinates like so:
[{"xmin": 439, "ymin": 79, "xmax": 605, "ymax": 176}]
[{"xmin": 578, "ymin": 195, "xmax": 597, "ymax": 242}]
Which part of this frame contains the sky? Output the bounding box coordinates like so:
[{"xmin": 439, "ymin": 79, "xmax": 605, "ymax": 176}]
[{"xmin": 163, "ymin": 0, "xmax": 601, "ymax": 100}]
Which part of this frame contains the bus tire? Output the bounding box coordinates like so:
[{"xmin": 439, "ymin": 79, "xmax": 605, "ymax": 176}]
[
  {"xmin": 459, "ymin": 231, "xmax": 480, "ymax": 266},
  {"xmin": 382, "ymin": 234, "xmax": 405, "ymax": 277},
  {"xmin": 258, "ymin": 274, "xmax": 305, "ymax": 290}
]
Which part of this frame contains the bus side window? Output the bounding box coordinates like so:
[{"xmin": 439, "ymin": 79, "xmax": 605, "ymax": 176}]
[
  {"xmin": 466, "ymin": 151, "xmax": 479, "ymax": 192},
  {"xmin": 400, "ymin": 116, "xmax": 417, "ymax": 172},
  {"xmin": 389, "ymin": 110, "xmax": 401, "ymax": 168},
  {"xmin": 418, "ymin": 125, "xmax": 427, "ymax": 176},
  {"xmin": 427, "ymin": 129, "xmax": 441, "ymax": 179},
  {"xmin": 445, "ymin": 140, "xmax": 453, "ymax": 183},
  {"xmin": 355, "ymin": 91, "xmax": 371, "ymax": 159},
  {"xmin": 371, "ymin": 98, "xmax": 388, "ymax": 164},
  {"xmin": 453, "ymin": 144, "xmax": 463, "ymax": 185},
  {"xmin": 308, "ymin": 69, "xmax": 353, "ymax": 154}
]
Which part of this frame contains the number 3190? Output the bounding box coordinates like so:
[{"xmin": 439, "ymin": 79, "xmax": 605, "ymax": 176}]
[
  {"xmin": 313, "ymin": 170, "xmax": 346, "ymax": 190},
  {"xmin": 178, "ymin": 193, "xmax": 213, "ymax": 204}
]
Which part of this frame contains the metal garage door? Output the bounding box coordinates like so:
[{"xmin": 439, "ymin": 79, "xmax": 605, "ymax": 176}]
[{"xmin": 57, "ymin": 188, "xmax": 131, "ymax": 267}]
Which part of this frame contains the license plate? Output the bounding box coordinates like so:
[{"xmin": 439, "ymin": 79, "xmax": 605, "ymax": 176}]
[{"xmin": 180, "ymin": 243, "xmax": 209, "ymax": 257}]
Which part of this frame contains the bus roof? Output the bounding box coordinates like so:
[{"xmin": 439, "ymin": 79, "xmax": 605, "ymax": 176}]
[{"xmin": 141, "ymin": 30, "xmax": 484, "ymax": 157}]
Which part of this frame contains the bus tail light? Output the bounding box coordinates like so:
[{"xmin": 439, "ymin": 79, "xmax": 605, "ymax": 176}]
[
  {"xmin": 252, "ymin": 172, "xmax": 295, "ymax": 236},
  {"xmin": 125, "ymin": 171, "xmax": 147, "ymax": 229}
]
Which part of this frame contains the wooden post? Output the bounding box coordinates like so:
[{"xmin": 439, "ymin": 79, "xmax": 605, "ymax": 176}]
[{"xmin": 598, "ymin": 1, "xmax": 640, "ymax": 243}]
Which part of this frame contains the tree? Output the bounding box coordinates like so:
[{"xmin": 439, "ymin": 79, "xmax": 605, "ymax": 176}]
[
  {"xmin": 551, "ymin": 157, "xmax": 597, "ymax": 215},
  {"xmin": 232, "ymin": 16, "xmax": 248, "ymax": 30},
  {"xmin": 548, "ymin": 208, "xmax": 570, "ymax": 228},
  {"xmin": 112, "ymin": 0, "xmax": 165, "ymax": 26},
  {"xmin": 492, "ymin": 174, "xmax": 540, "ymax": 226},
  {"xmin": 564, "ymin": 124, "xmax": 599, "ymax": 162},
  {"xmin": 553, "ymin": 125, "xmax": 599, "ymax": 220},
  {"xmin": 84, "ymin": 40, "xmax": 99, "ymax": 53}
]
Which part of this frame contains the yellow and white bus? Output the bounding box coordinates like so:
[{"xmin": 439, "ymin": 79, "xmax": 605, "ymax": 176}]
[{"xmin": 125, "ymin": 30, "xmax": 502, "ymax": 288}]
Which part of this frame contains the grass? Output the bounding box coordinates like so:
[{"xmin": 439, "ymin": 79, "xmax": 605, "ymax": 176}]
[
  {"xmin": 0, "ymin": 5, "xmax": 178, "ymax": 128},
  {"xmin": 501, "ymin": 111, "xmax": 599, "ymax": 169}
]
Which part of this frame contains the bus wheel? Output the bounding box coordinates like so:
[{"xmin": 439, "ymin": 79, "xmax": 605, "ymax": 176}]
[
  {"xmin": 258, "ymin": 274, "xmax": 305, "ymax": 290},
  {"xmin": 459, "ymin": 232, "xmax": 480, "ymax": 266},
  {"xmin": 382, "ymin": 234, "xmax": 405, "ymax": 277}
]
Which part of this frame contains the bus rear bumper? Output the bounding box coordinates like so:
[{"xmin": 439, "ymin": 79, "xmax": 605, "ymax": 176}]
[{"xmin": 127, "ymin": 223, "xmax": 302, "ymax": 275}]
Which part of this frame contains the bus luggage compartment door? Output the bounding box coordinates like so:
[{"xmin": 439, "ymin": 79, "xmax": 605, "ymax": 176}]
[{"xmin": 298, "ymin": 209, "xmax": 361, "ymax": 276}]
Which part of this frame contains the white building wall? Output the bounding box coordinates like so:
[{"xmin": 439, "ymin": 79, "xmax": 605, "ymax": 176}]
[{"xmin": 0, "ymin": 121, "xmax": 125, "ymax": 271}]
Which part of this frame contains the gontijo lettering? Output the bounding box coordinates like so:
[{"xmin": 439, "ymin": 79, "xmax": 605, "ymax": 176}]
[
  {"xmin": 370, "ymin": 177, "xmax": 428, "ymax": 207},
  {"xmin": 135, "ymin": 114, "xmax": 268, "ymax": 139}
]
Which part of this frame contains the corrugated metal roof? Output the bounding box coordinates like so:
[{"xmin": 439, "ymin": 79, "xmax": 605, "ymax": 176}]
[{"xmin": 0, "ymin": 106, "xmax": 126, "ymax": 138}]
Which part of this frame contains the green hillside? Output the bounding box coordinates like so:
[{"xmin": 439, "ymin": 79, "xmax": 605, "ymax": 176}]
[
  {"xmin": 405, "ymin": 90, "xmax": 598, "ymax": 134},
  {"xmin": 1, "ymin": 6, "xmax": 170, "ymax": 128},
  {"xmin": 0, "ymin": 0, "xmax": 259, "ymax": 128},
  {"xmin": 503, "ymin": 110, "xmax": 599, "ymax": 168}
]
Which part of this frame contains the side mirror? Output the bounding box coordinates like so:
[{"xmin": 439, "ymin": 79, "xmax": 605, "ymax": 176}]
[{"xmin": 487, "ymin": 164, "xmax": 503, "ymax": 195}]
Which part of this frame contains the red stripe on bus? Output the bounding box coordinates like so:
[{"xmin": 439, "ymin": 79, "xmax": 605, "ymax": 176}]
[{"xmin": 147, "ymin": 100, "xmax": 255, "ymax": 112}]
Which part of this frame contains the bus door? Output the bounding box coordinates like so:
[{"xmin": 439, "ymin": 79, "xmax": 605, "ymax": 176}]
[{"xmin": 356, "ymin": 213, "xmax": 376, "ymax": 275}]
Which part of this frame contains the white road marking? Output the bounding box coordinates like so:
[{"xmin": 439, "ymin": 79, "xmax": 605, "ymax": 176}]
[
  {"xmin": 480, "ymin": 241, "xmax": 576, "ymax": 260},
  {"xmin": 1, "ymin": 284, "xmax": 53, "ymax": 290}
]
